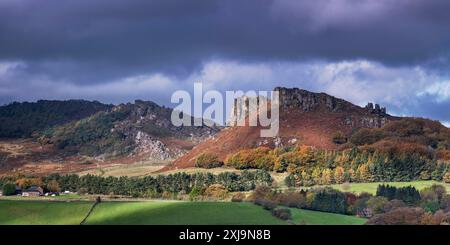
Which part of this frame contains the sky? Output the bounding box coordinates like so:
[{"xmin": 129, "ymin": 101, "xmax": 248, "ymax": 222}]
[{"xmin": 0, "ymin": 0, "xmax": 450, "ymax": 125}]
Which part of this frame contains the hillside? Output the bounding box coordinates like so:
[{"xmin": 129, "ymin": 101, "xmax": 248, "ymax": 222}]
[
  {"xmin": 0, "ymin": 100, "xmax": 219, "ymax": 175},
  {"xmin": 0, "ymin": 100, "xmax": 112, "ymax": 138},
  {"xmin": 1, "ymin": 88, "xmax": 448, "ymax": 176},
  {"xmin": 167, "ymin": 87, "xmax": 449, "ymax": 171},
  {"xmin": 0, "ymin": 200, "xmax": 365, "ymax": 225},
  {"xmin": 41, "ymin": 100, "xmax": 219, "ymax": 160}
]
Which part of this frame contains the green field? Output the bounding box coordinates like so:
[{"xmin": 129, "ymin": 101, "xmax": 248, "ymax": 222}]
[
  {"xmin": 328, "ymin": 181, "xmax": 450, "ymax": 195},
  {"xmin": 86, "ymin": 201, "xmax": 286, "ymax": 225},
  {"xmin": 290, "ymin": 208, "xmax": 366, "ymax": 225},
  {"xmin": 0, "ymin": 200, "xmax": 93, "ymax": 225},
  {"xmin": 0, "ymin": 200, "xmax": 366, "ymax": 225}
]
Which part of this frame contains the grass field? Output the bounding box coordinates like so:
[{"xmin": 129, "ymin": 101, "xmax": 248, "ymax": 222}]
[
  {"xmin": 77, "ymin": 165, "xmax": 251, "ymax": 178},
  {"xmin": 77, "ymin": 162, "xmax": 166, "ymax": 177},
  {"xmin": 328, "ymin": 180, "xmax": 450, "ymax": 194},
  {"xmin": 0, "ymin": 200, "xmax": 93, "ymax": 225},
  {"xmin": 290, "ymin": 208, "xmax": 366, "ymax": 225},
  {"xmin": 85, "ymin": 201, "xmax": 286, "ymax": 225},
  {"xmin": 0, "ymin": 200, "xmax": 366, "ymax": 225}
]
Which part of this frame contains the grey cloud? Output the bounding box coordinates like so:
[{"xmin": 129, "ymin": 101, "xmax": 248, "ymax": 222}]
[
  {"xmin": 1, "ymin": 0, "xmax": 450, "ymax": 77},
  {"xmin": 0, "ymin": 0, "xmax": 450, "ymax": 124}
]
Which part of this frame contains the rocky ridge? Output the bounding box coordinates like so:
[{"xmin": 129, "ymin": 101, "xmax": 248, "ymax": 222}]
[{"xmin": 168, "ymin": 87, "xmax": 398, "ymax": 170}]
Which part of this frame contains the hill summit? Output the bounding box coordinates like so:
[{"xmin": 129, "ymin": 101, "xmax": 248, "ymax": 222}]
[{"xmin": 166, "ymin": 87, "xmax": 449, "ymax": 171}]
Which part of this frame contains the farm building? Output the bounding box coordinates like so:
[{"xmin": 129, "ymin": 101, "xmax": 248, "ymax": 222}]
[{"xmin": 22, "ymin": 186, "xmax": 44, "ymax": 197}]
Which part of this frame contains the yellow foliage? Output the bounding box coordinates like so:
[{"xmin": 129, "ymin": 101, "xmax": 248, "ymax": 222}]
[
  {"xmin": 334, "ymin": 166, "xmax": 345, "ymax": 184},
  {"xmin": 16, "ymin": 178, "xmax": 43, "ymax": 189}
]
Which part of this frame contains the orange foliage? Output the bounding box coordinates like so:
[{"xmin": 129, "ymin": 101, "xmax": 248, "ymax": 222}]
[
  {"xmin": 204, "ymin": 184, "xmax": 229, "ymax": 200},
  {"xmin": 16, "ymin": 178, "xmax": 43, "ymax": 189},
  {"xmin": 383, "ymin": 118, "xmax": 424, "ymax": 137},
  {"xmin": 436, "ymin": 149, "xmax": 450, "ymax": 161},
  {"xmin": 359, "ymin": 139, "xmax": 431, "ymax": 157},
  {"xmin": 225, "ymin": 146, "xmax": 276, "ymax": 170}
]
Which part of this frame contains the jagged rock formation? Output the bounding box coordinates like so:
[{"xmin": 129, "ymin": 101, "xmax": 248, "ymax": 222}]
[
  {"xmin": 275, "ymin": 87, "xmax": 349, "ymax": 112},
  {"xmin": 229, "ymin": 87, "xmax": 390, "ymax": 129},
  {"xmin": 228, "ymin": 96, "xmax": 269, "ymax": 126},
  {"xmin": 365, "ymin": 102, "xmax": 386, "ymax": 115},
  {"xmin": 276, "ymin": 87, "xmax": 391, "ymax": 128},
  {"xmin": 114, "ymin": 100, "xmax": 219, "ymax": 160},
  {"xmin": 133, "ymin": 131, "xmax": 175, "ymax": 160},
  {"xmin": 168, "ymin": 87, "xmax": 397, "ymax": 171}
]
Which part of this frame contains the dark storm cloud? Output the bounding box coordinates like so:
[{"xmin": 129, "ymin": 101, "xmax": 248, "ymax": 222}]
[
  {"xmin": 1, "ymin": 0, "xmax": 450, "ymax": 81},
  {"xmin": 0, "ymin": 0, "xmax": 450, "ymax": 125}
]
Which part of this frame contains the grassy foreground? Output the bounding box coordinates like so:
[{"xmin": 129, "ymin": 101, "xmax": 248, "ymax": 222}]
[
  {"xmin": 0, "ymin": 200, "xmax": 93, "ymax": 225},
  {"xmin": 290, "ymin": 208, "xmax": 366, "ymax": 225},
  {"xmin": 86, "ymin": 201, "xmax": 286, "ymax": 225},
  {"xmin": 328, "ymin": 180, "xmax": 450, "ymax": 195},
  {"xmin": 0, "ymin": 200, "xmax": 366, "ymax": 225}
]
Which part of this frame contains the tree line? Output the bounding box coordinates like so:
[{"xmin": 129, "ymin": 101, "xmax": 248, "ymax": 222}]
[
  {"xmin": 249, "ymin": 183, "xmax": 450, "ymax": 224},
  {"xmin": 0, "ymin": 170, "xmax": 272, "ymax": 197},
  {"xmin": 216, "ymin": 145, "xmax": 450, "ymax": 186}
]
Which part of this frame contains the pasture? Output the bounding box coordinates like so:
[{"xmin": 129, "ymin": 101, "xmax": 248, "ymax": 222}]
[{"xmin": 0, "ymin": 200, "xmax": 366, "ymax": 225}]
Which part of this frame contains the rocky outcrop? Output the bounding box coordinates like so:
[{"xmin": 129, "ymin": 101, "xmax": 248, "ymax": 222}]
[
  {"xmin": 133, "ymin": 131, "xmax": 179, "ymax": 160},
  {"xmin": 112, "ymin": 100, "xmax": 219, "ymax": 141},
  {"xmin": 365, "ymin": 102, "xmax": 386, "ymax": 116},
  {"xmin": 228, "ymin": 87, "xmax": 391, "ymax": 129},
  {"xmin": 169, "ymin": 87, "xmax": 402, "ymax": 171},
  {"xmin": 110, "ymin": 100, "xmax": 220, "ymax": 160},
  {"xmin": 344, "ymin": 115, "xmax": 389, "ymax": 128},
  {"xmin": 228, "ymin": 96, "xmax": 269, "ymax": 126},
  {"xmin": 274, "ymin": 87, "xmax": 349, "ymax": 112},
  {"xmin": 275, "ymin": 87, "xmax": 392, "ymax": 128}
]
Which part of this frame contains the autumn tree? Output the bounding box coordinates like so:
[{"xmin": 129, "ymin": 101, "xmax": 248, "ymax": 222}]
[
  {"xmin": 443, "ymin": 172, "xmax": 450, "ymax": 183},
  {"xmin": 321, "ymin": 168, "xmax": 334, "ymax": 185},
  {"xmin": 366, "ymin": 207, "xmax": 425, "ymax": 225},
  {"xmin": 195, "ymin": 153, "xmax": 223, "ymax": 169},
  {"xmin": 312, "ymin": 168, "xmax": 322, "ymax": 185},
  {"xmin": 204, "ymin": 184, "xmax": 229, "ymax": 200},
  {"xmin": 46, "ymin": 179, "xmax": 61, "ymax": 192},
  {"xmin": 16, "ymin": 178, "xmax": 43, "ymax": 189},
  {"xmin": 357, "ymin": 164, "xmax": 373, "ymax": 182},
  {"xmin": 334, "ymin": 166, "xmax": 345, "ymax": 184},
  {"xmin": 366, "ymin": 196, "xmax": 389, "ymax": 214}
]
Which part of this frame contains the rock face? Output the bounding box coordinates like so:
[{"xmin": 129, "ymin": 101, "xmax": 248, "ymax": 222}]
[
  {"xmin": 228, "ymin": 96, "xmax": 269, "ymax": 126},
  {"xmin": 133, "ymin": 131, "xmax": 174, "ymax": 160},
  {"xmin": 276, "ymin": 87, "xmax": 391, "ymax": 128},
  {"xmin": 231, "ymin": 87, "xmax": 390, "ymax": 129},
  {"xmin": 113, "ymin": 100, "xmax": 218, "ymax": 141},
  {"xmin": 343, "ymin": 115, "xmax": 389, "ymax": 128},
  {"xmin": 275, "ymin": 87, "xmax": 349, "ymax": 112},
  {"xmin": 108, "ymin": 100, "xmax": 220, "ymax": 160},
  {"xmin": 365, "ymin": 102, "xmax": 386, "ymax": 116}
]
